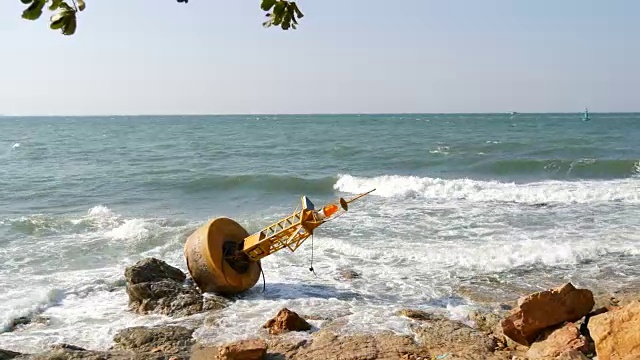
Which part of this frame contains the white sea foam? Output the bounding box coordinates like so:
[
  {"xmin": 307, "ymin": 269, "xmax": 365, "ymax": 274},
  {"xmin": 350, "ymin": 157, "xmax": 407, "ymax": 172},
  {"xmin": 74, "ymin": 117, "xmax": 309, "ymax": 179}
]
[
  {"xmin": 334, "ymin": 174, "xmax": 640, "ymax": 204},
  {"xmin": 0, "ymin": 289, "xmax": 65, "ymax": 334},
  {"xmin": 12, "ymin": 143, "xmax": 20, "ymax": 149},
  {"xmin": 104, "ymin": 219, "xmax": 151, "ymax": 240},
  {"xmin": 87, "ymin": 205, "xmax": 116, "ymax": 219}
]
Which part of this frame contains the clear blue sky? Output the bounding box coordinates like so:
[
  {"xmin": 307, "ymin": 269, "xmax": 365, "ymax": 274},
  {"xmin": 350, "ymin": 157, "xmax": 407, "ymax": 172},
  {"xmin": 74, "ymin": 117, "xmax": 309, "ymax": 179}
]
[{"xmin": 1, "ymin": 0, "xmax": 638, "ymax": 115}]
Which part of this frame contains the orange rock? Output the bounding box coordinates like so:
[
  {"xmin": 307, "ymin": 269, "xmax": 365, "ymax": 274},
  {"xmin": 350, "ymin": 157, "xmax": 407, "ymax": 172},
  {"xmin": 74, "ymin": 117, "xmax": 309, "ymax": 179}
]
[
  {"xmin": 263, "ymin": 308, "xmax": 312, "ymax": 335},
  {"xmin": 501, "ymin": 283, "xmax": 594, "ymax": 345},
  {"xmin": 556, "ymin": 350, "xmax": 589, "ymax": 359},
  {"xmin": 218, "ymin": 339, "xmax": 267, "ymax": 360},
  {"xmin": 526, "ymin": 323, "xmax": 588, "ymax": 359},
  {"xmin": 587, "ymin": 300, "xmax": 640, "ymax": 360}
]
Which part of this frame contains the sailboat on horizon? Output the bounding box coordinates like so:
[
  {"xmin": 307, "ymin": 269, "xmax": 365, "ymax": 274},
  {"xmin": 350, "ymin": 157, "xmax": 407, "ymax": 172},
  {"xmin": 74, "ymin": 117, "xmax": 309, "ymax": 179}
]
[{"xmin": 582, "ymin": 108, "xmax": 591, "ymax": 122}]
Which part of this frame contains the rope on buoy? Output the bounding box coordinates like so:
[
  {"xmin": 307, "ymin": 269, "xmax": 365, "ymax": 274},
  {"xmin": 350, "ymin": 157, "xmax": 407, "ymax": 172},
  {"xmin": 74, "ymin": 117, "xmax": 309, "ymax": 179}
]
[{"xmin": 309, "ymin": 233, "xmax": 317, "ymax": 277}]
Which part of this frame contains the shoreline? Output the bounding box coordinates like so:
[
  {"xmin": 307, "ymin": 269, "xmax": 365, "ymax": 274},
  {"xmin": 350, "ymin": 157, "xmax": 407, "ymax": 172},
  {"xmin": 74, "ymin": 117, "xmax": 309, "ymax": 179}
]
[{"xmin": 2, "ymin": 258, "xmax": 638, "ymax": 359}]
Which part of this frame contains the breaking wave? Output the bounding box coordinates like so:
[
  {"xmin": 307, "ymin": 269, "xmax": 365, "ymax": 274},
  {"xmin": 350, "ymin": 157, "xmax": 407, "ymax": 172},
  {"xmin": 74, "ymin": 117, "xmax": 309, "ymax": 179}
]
[{"xmin": 334, "ymin": 174, "xmax": 640, "ymax": 204}]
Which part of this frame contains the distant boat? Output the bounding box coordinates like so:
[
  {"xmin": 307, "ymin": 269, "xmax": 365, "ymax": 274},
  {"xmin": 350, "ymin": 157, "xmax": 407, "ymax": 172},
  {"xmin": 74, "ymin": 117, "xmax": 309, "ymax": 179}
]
[{"xmin": 582, "ymin": 108, "xmax": 591, "ymax": 122}]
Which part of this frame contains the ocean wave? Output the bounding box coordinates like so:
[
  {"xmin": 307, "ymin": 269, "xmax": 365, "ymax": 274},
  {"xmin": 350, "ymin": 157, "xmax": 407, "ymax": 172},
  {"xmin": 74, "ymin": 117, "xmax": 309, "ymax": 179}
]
[
  {"xmin": 334, "ymin": 174, "xmax": 640, "ymax": 204},
  {"xmin": 475, "ymin": 158, "xmax": 640, "ymax": 179},
  {"xmin": 0, "ymin": 288, "xmax": 65, "ymax": 334},
  {"xmin": 5, "ymin": 206, "xmax": 190, "ymax": 243},
  {"xmin": 6, "ymin": 206, "xmax": 120, "ymax": 236},
  {"xmin": 182, "ymin": 174, "xmax": 337, "ymax": 194}
]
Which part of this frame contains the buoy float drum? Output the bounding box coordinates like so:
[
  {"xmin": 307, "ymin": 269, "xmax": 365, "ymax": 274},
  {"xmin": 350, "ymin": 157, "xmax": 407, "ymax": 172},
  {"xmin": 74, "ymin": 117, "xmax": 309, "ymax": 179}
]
[{"xmin": 184, "ymin": 217, "xmax": 261, "ymax": 294}]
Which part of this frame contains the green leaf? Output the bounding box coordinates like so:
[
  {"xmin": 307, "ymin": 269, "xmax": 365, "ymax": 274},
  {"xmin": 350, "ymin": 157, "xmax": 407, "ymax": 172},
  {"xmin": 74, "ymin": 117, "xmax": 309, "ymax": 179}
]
[
  {"xmin": 281, "ymin": 11, "xmax": 291, "ymax": 30},
  {"xmin": 291, "ymin": 2, "xmax": 304, "ymax": 19},
  {"xmin": 272, "ymin": 13, "xmax": 283, "ymax": 26},
  {"xmin": 49, "ymin": 12, "xmax": 65, "ymax": 29},
  {"xmin": 260, "ymin": 0, "xmax": 277, "ymax": 11},
  {"xmin": 22, "ymin": 0, "xmax": 46, "ymax": 21},
  {"xmin": 58, "ymin": 1, "xmax": 73, "ymax": 11},
  {"xmin": 49, "ymin": 0, "xmax": 62, "ymax": 11},
  {"xmin": 20, "ymin": 0, "xmax": 33, "ymax": 4},
  {"xmin": 272, "ymin": 1, "xmax": 286, "ymax": 16},
  {"xmin": 61, "ymin": 11, "xmax": 76, "ymax": 35},
  {"xmin": 288, "ymin": 6, "xmax": 298, "ymax": 25},
  {"xmin": 76, "ymin": 0, "xmax": 85, "ymax": 11}
]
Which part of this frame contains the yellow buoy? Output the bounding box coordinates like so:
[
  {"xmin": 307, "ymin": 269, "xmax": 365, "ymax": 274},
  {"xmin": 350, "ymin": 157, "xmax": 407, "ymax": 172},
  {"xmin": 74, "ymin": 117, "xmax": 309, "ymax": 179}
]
[
  {"xmin": 184, "ymin": 217, "xmax": 261, "ymax": 294},
  {"xmin": 184, "ymin": 189, "xmax": 375, "ymax": 295}
]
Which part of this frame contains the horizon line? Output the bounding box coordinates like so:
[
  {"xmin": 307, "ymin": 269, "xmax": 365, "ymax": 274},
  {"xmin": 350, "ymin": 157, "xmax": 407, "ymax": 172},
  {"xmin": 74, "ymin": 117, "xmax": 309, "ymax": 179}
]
[{"xmin": 1, "ymin": 111, "xmax": 639, "ymax": 117}]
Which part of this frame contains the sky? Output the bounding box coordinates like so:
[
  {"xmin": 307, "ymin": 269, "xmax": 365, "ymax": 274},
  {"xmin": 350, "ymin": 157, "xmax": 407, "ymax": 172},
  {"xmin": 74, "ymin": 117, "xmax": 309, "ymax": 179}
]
[{"xmin": 1, "ymin": 0, "xmax": 639, "ymax": 115}]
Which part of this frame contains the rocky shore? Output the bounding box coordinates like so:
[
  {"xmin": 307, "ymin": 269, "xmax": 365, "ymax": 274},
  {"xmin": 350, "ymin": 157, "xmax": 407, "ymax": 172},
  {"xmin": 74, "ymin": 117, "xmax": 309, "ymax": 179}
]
[{"xmin": 2, "ymin": 257, "xmax": 638, "ymax": 360}]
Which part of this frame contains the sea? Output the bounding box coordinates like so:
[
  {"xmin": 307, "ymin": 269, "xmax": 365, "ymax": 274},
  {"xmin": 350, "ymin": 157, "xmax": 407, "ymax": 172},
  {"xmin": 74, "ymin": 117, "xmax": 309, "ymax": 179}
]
[{"xmin": 0, "ymin": 113, "xmax": 639, "ymax": 352}]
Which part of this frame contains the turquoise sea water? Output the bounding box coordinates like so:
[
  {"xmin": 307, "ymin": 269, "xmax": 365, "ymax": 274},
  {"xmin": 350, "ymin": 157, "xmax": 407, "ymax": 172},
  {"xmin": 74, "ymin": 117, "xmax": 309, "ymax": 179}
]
[{"xmin": 1, "ymin": 113, "xmax": 639, "ymax": 351}]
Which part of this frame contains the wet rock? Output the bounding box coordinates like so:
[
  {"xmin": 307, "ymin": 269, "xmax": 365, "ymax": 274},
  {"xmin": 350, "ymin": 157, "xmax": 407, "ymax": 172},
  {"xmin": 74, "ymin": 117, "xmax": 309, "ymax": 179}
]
[
  {"xmin": 396, "ymin": 309, "xmax": 442, "ymax": 321},
  {"xmin": 263, "ymin": 308, "xmax": 311, "ymax": 335},
  {"xmin": 10, "ymin": 316, "xmax": 31, "ymax": 329},
  {"xmin": 587, "ymin": 300, "xmax": 640, "ymax": 360},
  {"xmin": 0, "ymin": 349, "xmax": 22, "ymax": 360},
  {"xmin": 501, "ymin": 283, "xmax": 594, "ymax": 345},
  {"xmin": 125, "ymin": 258, "xmax": 186, "ymax": 284},
  {"xmin": 337, "ymin": 269, "xmax": 361, "ymax": 281},
  {"xmin": 50, "ymin": 344, "xmax": 87, "ymax": 351},
  {"xmin": 413, "ymin": 316, "xmax": 498, "ymax": 359},
  {"xmin": 111, "ymin": 326, "xmax": 195, "ymax": 355},
  {"xmin": 125, "ymin": 258, "xmax": 222, "ymax": 317},
  {"xmin": 218, "ymin": 339, "xmax": 267, "ymax": 360},
  {"xmin": 202, "ymin": 295, "xmax": 228, "ymax": 311},
  {"xmin": 526, "ymin": 323, "xmax": 588, "ymax": 359}
]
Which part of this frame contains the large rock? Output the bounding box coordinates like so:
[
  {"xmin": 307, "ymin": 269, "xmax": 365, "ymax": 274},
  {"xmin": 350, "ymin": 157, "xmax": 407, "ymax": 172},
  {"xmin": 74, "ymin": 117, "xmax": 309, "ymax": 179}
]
[
  {"xmin": 556, "ymin": 350, "xmax": 590, "ymax": 360},
  {"xmin": 587, "ymin": 300, "xmax": 640, "ymax": 360},
  {"xmin": 125, "ymin": 258, "xmax": 226, "ymax": 317},
  {"xmin": 125, "ymin": 258, "xmax": 186, "ymax": 284},
  {"xmin": 412, "ymin": 316, "xmax": 499, "ymax": 359},
  {"xmin": 111, "ymin": 326, "xmax": 195, "ymax": 355},
  {"xmin": 526, "ymin": 323, "xmax": 588, "ymax": 359},
  {"xmin": 501, "ymin": 283, "xmax": 594, "ymax": 345},
  {"xmin": 263, "ymin": 308, "xmax": 311, "ymax": 335},
  {"xmin": 219, "ymin": 339, "xmax": 267, "ymax": 360},
  {"xmin": 268, "ymin": 331, "xmax": 430, "ymax": 360},
  {"xmin": 0, "ymin": 349, "xmax": 22, "ymax": 360}
]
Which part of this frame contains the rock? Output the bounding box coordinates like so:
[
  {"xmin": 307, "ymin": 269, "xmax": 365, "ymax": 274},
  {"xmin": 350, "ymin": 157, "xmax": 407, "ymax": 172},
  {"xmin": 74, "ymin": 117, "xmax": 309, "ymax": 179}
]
[
  {"xmin": 468, "ymin": 310, "xmax": 505, "ymax": 334},
  {"xmin": 202, "ymin": 295, "xmax": 228, "ymax": 311},
  {"xmin": 556, "ymin": 350, "xmax": 590, "ymax": 360},
  {"xmin": 338, "ymin": 269, "xmax": 361, "ymax": 280},
  {"xmin": 412, "ymin": 316, "xmax": 498, "ymax": 359},
  {"xmin": 50, "ymin": 344, "xmax": 87, "ymax": 351},
  {"xmin": 263, "ymin": 308, "xmax": 311, "ymax": 335},
  {"xmin": 125, "ymin": 258, "xmax": 186, "ymax": 284},
  {"xmin": 526, "ymin": 323, "xmax": 588, "ymax": 359},
  {"xmin": 588, "ymin": 300, "xmax": 640, "ymax": 360},
  {"xmin": 0, "ymin": 349, "xmax": 22, "ymax": 360},
  {"xmin": 501, "ymin": 283, "xmax": 594, "ymax": 345},
  {"xmin": 594, "ymin": 289, "xmax": 640, "ymax": 309},
  {"xmin": 269, "ymin": 331, "xmax": 430, "ymax": 360},
  {"xmin": 396, "ymin": 309, "xmax": 442, "ymax": 321},
  {"xmin": 125, "ymin": 258, "xmax": 223, "ymax": 317},
  {"xmin": 111, "ymin": 326, "xmax": 195, "ymax": 355},
  {"xmin": 218, "ymin": 339, "xmax": 267, "ymax": 360}
]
